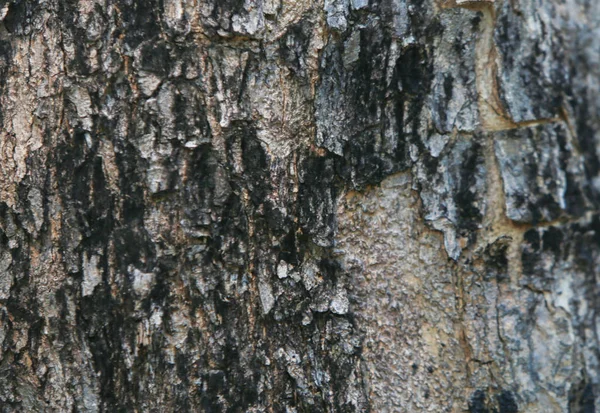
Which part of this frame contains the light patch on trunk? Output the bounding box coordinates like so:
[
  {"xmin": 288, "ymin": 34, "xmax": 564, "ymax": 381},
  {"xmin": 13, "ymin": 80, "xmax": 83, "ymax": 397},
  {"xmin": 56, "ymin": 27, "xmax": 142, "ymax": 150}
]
[
  {"xmin": 82, "ymin": 253, "xmax": 103, "ymax": 297},
  {"xmin": 129, "ymin": 266, "xmax": 155, "ymax": 296},
  {"xmin": 335, "ymin": 172, "xmax": 470, "ymax": 411}
]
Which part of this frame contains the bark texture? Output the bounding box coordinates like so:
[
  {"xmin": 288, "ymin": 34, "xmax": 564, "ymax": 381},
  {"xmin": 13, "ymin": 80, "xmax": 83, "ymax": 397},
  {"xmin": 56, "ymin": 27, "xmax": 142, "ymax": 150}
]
[{"xmin": 0, "ymin": 0, "xmax": 598, "ymax": 411}]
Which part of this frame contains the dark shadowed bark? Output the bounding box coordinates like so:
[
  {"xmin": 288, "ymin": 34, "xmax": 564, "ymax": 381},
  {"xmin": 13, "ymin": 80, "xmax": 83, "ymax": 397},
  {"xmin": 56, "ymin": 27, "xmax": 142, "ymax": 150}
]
[{"xmin": 0, "ymin": 0, "xmax": 598, "ymax": 411}]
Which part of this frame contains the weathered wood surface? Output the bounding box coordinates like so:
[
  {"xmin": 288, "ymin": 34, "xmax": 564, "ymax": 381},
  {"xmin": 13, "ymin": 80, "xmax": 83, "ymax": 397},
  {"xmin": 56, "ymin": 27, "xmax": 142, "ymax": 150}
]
[{"xmin": 0, "ymin": 0, "xmax": 598, "ymax": 411}]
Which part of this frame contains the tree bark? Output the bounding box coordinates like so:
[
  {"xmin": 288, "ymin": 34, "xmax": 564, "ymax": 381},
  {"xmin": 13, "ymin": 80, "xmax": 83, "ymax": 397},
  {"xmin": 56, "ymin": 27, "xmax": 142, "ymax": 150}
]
[{"xmin": 0, "ymin": 0, "xmax": 598, "ymax": 411}]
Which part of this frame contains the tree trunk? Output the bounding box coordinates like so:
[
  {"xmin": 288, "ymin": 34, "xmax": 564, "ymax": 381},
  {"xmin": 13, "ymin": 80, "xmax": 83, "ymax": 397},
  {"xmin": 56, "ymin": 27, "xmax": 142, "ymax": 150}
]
[{"xmin": 0, "ymin": 0, "xmax": 598, "ymax": 411}]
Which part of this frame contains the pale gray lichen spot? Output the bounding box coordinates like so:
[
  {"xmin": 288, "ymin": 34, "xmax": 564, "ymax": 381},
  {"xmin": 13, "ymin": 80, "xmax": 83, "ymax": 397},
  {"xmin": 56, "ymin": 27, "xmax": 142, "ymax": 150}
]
[
  {"xmin": 350, "ymin": 0, "xmax": 368, "ymax": 9},
  {"xmin": 324, "ymin": 0, "xmax": 349, "ymax": 31},
  {"xmin": 146, "ymin": 163, "xmax": 171, "ymax": 194},
  {"xmin": 301, "ymin": 261, "xmax": 321, "ymax": 291},
  {"xmin": 129, "ymin": 266, "xmax": 155, "ymax": 296},
  {"xmin": 277, "ymin": 260, "xmax": 289, "ymax": 279},
  {"xmin": 137, "ymin": 71, "xmax": 162, "ymax": 97},
  {"xmin": 311, "ymin": 290, "xmax": 331, "ymax": 313},
  {"xmin": 391, "ymin": 0, "xmax": 410, "ymax": 39},
  {"xmin": 82, "ymin": 254, "xmax": 102, "ymax": 297},
  {"xmin": 259, "ymin": 280, "xmax": 275, "ymax": 314},
  {"xmin": 423, "ymin": 133, "xmax": 450, "ymax": 158},
  {"xmin": 27, "ymin": 187, "xmax": 44, "ymax": 233},
  {"xmin": 330, "ymin": 290, "xmax": 350, "ymax": 314},
  {"xmin": 301, "ymin": 310, "xmax": 313, "ymax": 326},
  {"xmin": 157, "ymin": 83, "xmax": 176, "ymax": 139},
  {"xmin": 231, "ymin": 1, "xmax": 265, "ymax": 36},
  {"xmin": 67, "ymin": 85, "xmax": 94, "ymax": 131}
]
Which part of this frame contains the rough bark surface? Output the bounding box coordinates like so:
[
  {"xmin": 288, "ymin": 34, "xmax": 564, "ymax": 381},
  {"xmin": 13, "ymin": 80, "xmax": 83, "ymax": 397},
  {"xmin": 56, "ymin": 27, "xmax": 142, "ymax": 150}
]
[{"xmin": 0, "ymin": 0, "xmax": 598, "ymax": 412}]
